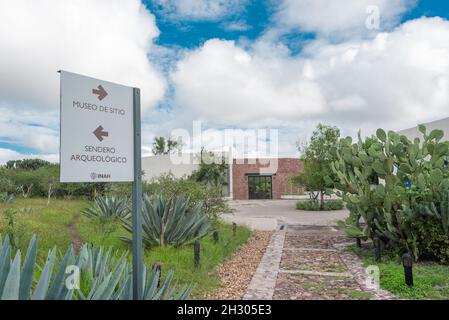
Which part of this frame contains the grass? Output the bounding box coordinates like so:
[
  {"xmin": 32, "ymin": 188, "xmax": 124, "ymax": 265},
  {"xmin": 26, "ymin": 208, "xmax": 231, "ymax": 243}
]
[
  {"xmin": 321, "ymin": 263, "xmax": 347, "ymax": 273},
  {"xmin": 0, "ymin": 198, "xmax": 88, "ymax": 258},
  {"xmin": 78, "ymin": 217, "xmax": 251, "ymax": 297},
  {"xmin": 347, "ymin": 245, "xmax": 449, "ymax": 300},
  {"xmin": 0, "ymin": 197, "xmax": 252, "ymax": 298},
  {"xmin": 298, "ymin": 276, "xmax": 373, "ymax": 299},
  {"xmin": 332, "ymin": 287, "xmax": 372, "ymax": 300}
]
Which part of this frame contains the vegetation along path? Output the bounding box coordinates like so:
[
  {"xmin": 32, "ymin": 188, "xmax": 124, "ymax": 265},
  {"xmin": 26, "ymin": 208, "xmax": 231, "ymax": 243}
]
[
  {"xmin": 67, "ymin": 213, "xmax": 83, "ymax": 254},
  {"xmin": 245, "ymin": 225, "xmax": 395, "ymax": 300}
]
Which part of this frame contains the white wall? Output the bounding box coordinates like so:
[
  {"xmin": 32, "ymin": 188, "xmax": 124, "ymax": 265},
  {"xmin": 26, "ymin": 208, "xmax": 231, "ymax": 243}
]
[
  {"xmin": 142, "ymin": 154, "xmax": 199, "ymax": 181},
  {"xmin": 398, "ymin": 117, "xmax": 449, "ymax": 142},
  {"xmin": 141, "ymin": 153, "xmax": 232, "ymax": 197}
]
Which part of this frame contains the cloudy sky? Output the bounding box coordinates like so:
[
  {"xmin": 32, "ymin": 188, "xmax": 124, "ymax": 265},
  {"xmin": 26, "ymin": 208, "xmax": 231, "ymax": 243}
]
[{"xmin": 0, "ymin": 0, "xmax": 449, "ymax": 163}]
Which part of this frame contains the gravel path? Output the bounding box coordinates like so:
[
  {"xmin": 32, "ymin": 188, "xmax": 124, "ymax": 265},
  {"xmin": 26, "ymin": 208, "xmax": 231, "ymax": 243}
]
[{"xmin": 205, "ymin": 231, "xmax": 272, "ymax": 300}]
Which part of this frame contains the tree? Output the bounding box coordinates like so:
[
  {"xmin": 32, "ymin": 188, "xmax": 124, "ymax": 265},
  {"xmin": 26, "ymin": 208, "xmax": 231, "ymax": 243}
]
[
  {"xmin": 295, "ymin": 124, "xmax": 341, "ymax": 210},
  {"xmin": 190, "ymin": 149, "xmax": 228, "ymax": 188},
  {"xmin": 36, "ymin": 166, "xmax": 60, "ymax": 205},
  {"xmin": 152, "ymin": 136, "xmax": 166, "ymax": 155},
  {"xmin": 0, "ymin": 168, "xmax": 16, "ymax": 194},
  {"xmin": 152, "ymin": 136, "xmax": 181, "ymax": 155},
  {"xmin": 13, "ymin": 170, "xmax": 39, "ymax": 198}
]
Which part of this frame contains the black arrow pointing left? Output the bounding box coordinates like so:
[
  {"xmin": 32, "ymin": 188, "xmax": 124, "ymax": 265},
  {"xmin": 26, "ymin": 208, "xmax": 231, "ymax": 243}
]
[{"xmin": 93, "ymin": 125, "xmax": 109, "ymax": 142}]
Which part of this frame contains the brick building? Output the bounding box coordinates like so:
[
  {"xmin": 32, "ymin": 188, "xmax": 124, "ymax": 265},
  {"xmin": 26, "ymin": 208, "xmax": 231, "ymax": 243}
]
[
  {"xmin": 231, "ymin": 158, "xmax": 303, "ymax": 200},
  {"xmin": 142, "ymin": 154, "xmax": 303, "ymax": 200}
]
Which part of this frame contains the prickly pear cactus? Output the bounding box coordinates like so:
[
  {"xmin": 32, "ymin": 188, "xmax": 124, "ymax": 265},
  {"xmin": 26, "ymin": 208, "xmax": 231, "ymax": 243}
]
[{"xmin": 332, "ymin": 125, "xmax": 449, "ymax": 259}]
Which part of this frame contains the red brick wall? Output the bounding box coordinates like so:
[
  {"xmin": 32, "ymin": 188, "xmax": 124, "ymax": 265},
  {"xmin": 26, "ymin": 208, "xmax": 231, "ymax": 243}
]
[{"xmin": 232, "ymin": 158, "xmax": 303, "ymax": 200}]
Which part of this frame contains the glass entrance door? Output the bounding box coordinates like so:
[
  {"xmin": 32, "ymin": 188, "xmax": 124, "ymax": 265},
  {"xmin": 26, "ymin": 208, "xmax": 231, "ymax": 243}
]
[{"xmin": 248, "ymin": 175, "xmax": 272, "ymax": 200}]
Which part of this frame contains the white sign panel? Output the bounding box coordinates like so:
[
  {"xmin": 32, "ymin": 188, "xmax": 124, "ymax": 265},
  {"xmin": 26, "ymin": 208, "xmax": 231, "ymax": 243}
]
[{"xmin": 60, "ymin": 71, "xmax": 134, "ymax": 182}]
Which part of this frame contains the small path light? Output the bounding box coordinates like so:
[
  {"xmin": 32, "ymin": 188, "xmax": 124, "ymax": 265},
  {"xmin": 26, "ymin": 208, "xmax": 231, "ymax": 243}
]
[
  {"xmin": 213, "ymin": 230, "xmax": 219, "ymax": 243},
  {"xmin": 152, "ymin": 263, "xmax": 162, "ymax": 288},
  {"xmin": 402, "ymin": 253, "xmax": 414, "ymax": 287},
  {"xmin": 194, "ymin": 240, "xmax": 201, "ymax": 268},
  {"xmin": 356, "ymin": 238, "xmax": 362, "ymax": 248},
  {"xmin": 232, "ymin": 222, "xmax": 237, "ymax": 237},
  {"xmin": 374, "ymin": 237, "xmax": 382, "ymax": 262}
]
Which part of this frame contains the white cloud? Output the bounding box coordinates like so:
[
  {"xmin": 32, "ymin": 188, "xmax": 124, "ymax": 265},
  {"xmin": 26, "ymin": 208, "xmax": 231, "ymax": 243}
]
[
  {"xmin": 171, "ymin": 39, "xmax": 326, "ymax": 124},
  {"xmin": 272, "ymin": 0, "xmax": 416, "ymax": 37},
  {"xmin": 153, "ymin": 0, "xmax": 249, "ymax": 21},
  {"xmin": 170, "ymin": 17, "xmax": 449, "ymax": 142},
  {"xmin": 0, "ymin": 106, "xmax": 59, "ymax": 153},
  {"xmin": 0, "ymin": 0, "xmax": 166, "ymax": 110},
  {"xmin": 1, "ymin": 1, "xmax": 447, "ymax": 161},
  {"xmin": 308, "ymin": 17, "xmax": 449, "ymax": 131},
  {"xmin": 0, "ymin": 148, "xmax": 58, "ymax": 165}
]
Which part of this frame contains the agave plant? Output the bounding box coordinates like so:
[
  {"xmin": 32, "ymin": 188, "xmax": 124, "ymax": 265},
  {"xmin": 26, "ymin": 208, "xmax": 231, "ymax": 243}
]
[
  {"xmin": 82, "ymin": 196, "xmax": 130, "ymax": 220},
  {"xmin": 0, "ymin": 235, "xmax": 76, "ymax": 300},
  {"xmin": 0, "ymin": 234, "xmax": 193, "ymax": 300},
  {"xmin": 75, "ymin": 245, "xmax": 193, "ymax": 300},
  {"xmin": 121, "ymin": 195, "xmax": 211, "ymax": 247}
]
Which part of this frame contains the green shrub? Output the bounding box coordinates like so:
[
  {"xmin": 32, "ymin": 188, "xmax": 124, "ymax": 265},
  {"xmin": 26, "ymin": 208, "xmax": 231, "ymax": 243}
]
[
  {"xmin": 104, "ymin": 182, "xmax": 132, "ymax": 198},
  {"xmin": 296, "ymin": 199, "xmax": 344, "ymax": 211},
  {"xmin": 411, "ymin": 216, "xmax": 449, "ymax": 264},
  {"xmin": 0, "ymin": 177, "xmax": 15, "ymax": 195},
  {"xmin": 0, "ymin": 193, "xmax": 14, "ymax": 204},
  {"xmin": 120, "ymin": 194, "xmax": 212, "ymax": 248},
  {"xmin": 325, "ymin": 200, "xmax": 345, "ymax": 210},
  {"xmin": 296, "ymin": 200, "xmax": 319, "ymax": 210},
  {"xmin": 0, "ymin": 164, "xmax": 107, "ymax": 200},
  {"xmin": 2, "ymin": 208, "xmax": 25, "ymax": 250},
  {"xmin": 142, "ymin": 174, "xmax": 231, "ymax": 221}
]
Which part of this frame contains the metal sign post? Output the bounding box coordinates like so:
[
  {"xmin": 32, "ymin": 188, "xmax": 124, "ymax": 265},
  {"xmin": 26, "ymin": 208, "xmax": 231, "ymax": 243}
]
[{"xmin": 132, "ymin": 88, "xmax": 143, "ymax": 300}]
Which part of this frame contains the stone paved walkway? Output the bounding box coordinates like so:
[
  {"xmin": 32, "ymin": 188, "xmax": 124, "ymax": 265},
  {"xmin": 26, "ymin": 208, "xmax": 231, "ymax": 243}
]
[
  {"xmin": 244, "ymin": 225, "xmax": 395, "ymax": 300},
  {"xmin": 243, "ymin": 228, "xmax": 286, "ymax": 299}
]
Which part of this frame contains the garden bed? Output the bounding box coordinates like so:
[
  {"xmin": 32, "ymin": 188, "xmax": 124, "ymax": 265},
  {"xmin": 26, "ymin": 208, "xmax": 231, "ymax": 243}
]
[
  {"xmin": 0, "ymin": 198, "xmax": 252, "ymax": 298},
  {"xmin": 347, "ymin": 245, "xmax": 449, "ymax": 300}
]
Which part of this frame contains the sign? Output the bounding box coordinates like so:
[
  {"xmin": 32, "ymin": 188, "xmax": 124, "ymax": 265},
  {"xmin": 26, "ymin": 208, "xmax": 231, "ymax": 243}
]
[
  {"xmin": 59, "ymin": 71, "xmax": 134, "ymax": 182},
  {"xmin": 59, "ymin": 70, "xmax": 143, "ymax": 300}
]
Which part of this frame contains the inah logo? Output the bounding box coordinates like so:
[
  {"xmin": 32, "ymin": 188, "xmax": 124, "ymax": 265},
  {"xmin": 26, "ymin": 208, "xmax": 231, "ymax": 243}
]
[{"xmin": 90, "ymin": 172, "xmax": 97, "ymax": 180}]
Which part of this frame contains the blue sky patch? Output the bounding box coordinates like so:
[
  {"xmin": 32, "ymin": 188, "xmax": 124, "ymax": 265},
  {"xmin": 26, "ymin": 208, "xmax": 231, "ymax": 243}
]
[
  {"xmin": 404, "ymin": 1, "xmax": 449, "ymax": 21},
  {"xmin": 0, "ymin": 141, "xmax": 37, "ymax": 155},
  {"xmin": 145, "ymin": 0, "xmax": 449, "ymax": 53},
  {"xmin": 144, "ymin": 0, "xmax": 273, "ymax": 48}
]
